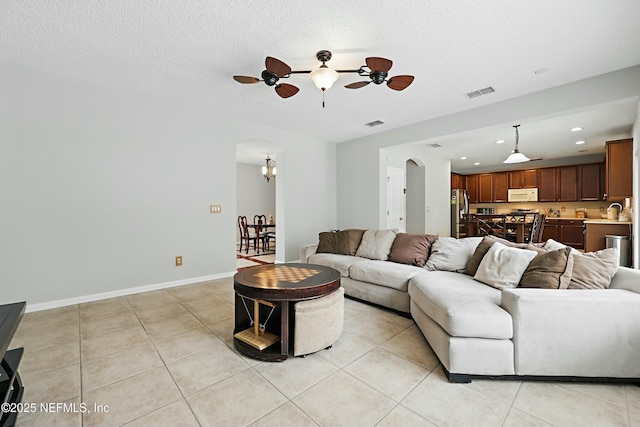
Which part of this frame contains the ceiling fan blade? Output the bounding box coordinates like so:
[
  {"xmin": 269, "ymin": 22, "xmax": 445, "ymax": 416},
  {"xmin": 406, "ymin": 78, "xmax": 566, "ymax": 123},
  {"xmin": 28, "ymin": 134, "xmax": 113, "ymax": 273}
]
[
  {"xmin": 345, "ymin": 81, "xmax": 371, "ymax": 89},
  {"xmin": 366, "ymin": 57, "xmax": 393, "ymax": 72},
  {"xmin": 275, "ymin": 83, "xmax": 299, "ymax": 98},
  {"xmin": 387, "ymin": 75, "xmax": 415, "ymax": 91},
  {"xmin": 265, "ymin": 57, "xmax": 292, "ymax": 77},
  {"xmin": 233, "ymin": 75, "xmax": 260, "ymax": 84}
]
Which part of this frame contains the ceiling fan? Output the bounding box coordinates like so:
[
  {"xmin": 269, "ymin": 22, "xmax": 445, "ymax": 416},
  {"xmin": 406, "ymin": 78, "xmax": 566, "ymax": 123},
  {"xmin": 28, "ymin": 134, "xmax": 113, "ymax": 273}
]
[
  {"xmin": 233, "ymin": 56, "xmax": 300, "ymax": 99},
  {"xmin": 232, "ymin": 51, "xmax": 415, "ymax": 101},
  {"xmin": 344, "ymin": 57, "xmax": 415, "ymax": 91}
]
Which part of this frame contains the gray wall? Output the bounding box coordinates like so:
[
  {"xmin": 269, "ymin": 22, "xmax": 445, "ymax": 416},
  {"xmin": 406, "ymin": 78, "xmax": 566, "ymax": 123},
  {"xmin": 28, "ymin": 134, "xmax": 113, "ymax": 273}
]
[
  {"xmin": 405, "ymin": 159, "xmax": 425, "ymax": 234},
  {"xmin": 1, "ymin": 62, "xmax": 337, "ymax": 308},
  {"xmin": 235, "ymin": 163, "xmax": 276, "ymax": 242}
]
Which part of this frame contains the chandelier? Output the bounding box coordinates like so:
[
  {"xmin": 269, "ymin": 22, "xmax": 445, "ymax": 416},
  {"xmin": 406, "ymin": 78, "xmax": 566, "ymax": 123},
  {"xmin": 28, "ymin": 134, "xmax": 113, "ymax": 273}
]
[{"xmin": 262, "ymin": 155, "xmax": 276, "ymax": 182}]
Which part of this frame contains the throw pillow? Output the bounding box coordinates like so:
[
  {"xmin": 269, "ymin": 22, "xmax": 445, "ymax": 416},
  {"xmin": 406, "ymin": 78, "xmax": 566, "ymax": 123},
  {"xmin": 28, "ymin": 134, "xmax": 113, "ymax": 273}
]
[
  {"xmin": 387, "ymin": 233, "xmax": 439, "ymax": 267},
  {"xmin": 474, "ymin": 242, "xmax": 538, "ymax": 290},
  {"xmin": 519, "ymin": 247, "xmax": 574, "ymax": 289},
  {"xmin": 355, "ymin": 229, "xmax": 397, "ymax": 260},
  {"xmin": 344, "ymin": 229, "xmax": 366, "ymax": 256},
  {"xmin": 317, "ymin": 230, "xmax": 349, "ymax": 255},
  {"xmin": 425, "ymin": 237, "xmax": 483, "ymax": 273},
  {"xmin": 465, "ymin": 236, "xmax": 531, "ymax": 276},
  {"xmin": 568, "ymin": 248, "xmax": 619, "ymax": 289}
]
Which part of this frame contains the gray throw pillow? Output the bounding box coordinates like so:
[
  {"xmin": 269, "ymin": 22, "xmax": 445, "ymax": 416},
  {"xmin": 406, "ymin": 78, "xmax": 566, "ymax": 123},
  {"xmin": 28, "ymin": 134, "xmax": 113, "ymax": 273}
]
[
  {"xmin": 519, "ymin": 247, "xmax": 574, "ymax": 289},
  {"xmin": 317, "ymin": 231, "xmax": 349, "ymax": 255},
  {"xmin": 425, "ymin": 237, "xmax": 483, "ymax": 273},
  {"xmin": 569, "ymin": 248, "xmax": 619, "ymax": 289},
  {"xmin": 387, "ymin": 233, "xmax": 439, "ymax": 267}
]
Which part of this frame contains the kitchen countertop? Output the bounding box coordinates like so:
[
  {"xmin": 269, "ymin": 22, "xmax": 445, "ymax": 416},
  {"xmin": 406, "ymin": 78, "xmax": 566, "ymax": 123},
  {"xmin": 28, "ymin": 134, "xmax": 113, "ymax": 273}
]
[{"xmin": 583, "ymin": 219, "xmax": 633, "ymax": 225}]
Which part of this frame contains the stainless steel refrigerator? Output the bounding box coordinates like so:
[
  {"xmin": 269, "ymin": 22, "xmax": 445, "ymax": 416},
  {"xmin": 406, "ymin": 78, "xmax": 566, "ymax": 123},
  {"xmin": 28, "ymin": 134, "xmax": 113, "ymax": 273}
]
[{"xmin": 451, "ymin": 189, "xmax": 469, "ymax": 238}]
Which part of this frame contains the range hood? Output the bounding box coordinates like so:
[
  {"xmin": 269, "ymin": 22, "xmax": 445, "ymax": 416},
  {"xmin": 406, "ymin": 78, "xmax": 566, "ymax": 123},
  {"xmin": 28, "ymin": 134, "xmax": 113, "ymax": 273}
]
[{"xmin": 508, "ymin": 188, "xmax": 538, "ymax": 202}]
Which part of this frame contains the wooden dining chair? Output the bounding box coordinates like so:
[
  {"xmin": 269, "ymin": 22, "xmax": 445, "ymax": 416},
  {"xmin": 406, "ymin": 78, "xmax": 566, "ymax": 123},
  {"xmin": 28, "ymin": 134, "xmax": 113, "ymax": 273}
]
[
  {"xmin": 475, "ymin": 214, "xmax": 507, "ymax": 238},
  {"xmin": 238, "ymin": 215, "xmax": 258, "ymax": 254},
  {"xmin": 528, "ymin": 213, "xmax": 546, "ymax": 243},
  {"xmin": 253, "ymin": 215, "xmax": 268, "ymax": 253}
]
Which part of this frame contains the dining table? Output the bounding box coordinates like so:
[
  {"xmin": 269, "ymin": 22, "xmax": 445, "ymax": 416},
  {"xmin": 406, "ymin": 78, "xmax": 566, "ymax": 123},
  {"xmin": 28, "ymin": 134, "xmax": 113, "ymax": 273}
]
[{"xmin": 465, "ymin": 213, "xmax": 537, "ymax": 243}]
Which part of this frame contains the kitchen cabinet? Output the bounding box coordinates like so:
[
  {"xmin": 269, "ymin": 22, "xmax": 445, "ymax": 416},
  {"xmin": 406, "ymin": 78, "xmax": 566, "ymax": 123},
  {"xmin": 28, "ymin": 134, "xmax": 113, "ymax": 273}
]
[
  {"xmin": 478, "ymin": 173, "xmax": 493, "ymax": 203},
  {"xmin": 541, "ymin": 218, "xmax": 559, "ymax": 242},
  {"xmin": 585, "ymin": 222, "xmax": 631, "ymax": 252},
  {"xmin": 558, "ymin": 219, "xmax": 584, "ymax": 249},
  {"xmin": 466, "ymin": 174, "xmax": 479, "ymax": 203},
  {"xmin": 557, "ymin": 166, "xmax": 578, "ymax": 202},
  {"xmin": 579, "ymin": 163, "xmax": 604, "ymax": 201},
  {"xmin": 451, "ymin": 173, "xmax": 465, "ymax": 190},
  {"xmin": 492, "ymin": 172, "xmax": 509, "ymax": 202},
  {"xmin": 605, "ymin": 138, "xmax": 633, "ymax": 201},
  {"xmin": 537, "ymin": 168, "xmax": 558, "ymax": 202},
  {"xmin": 509, "ymin": 169, "xmax": 537, "ymax": 189}
]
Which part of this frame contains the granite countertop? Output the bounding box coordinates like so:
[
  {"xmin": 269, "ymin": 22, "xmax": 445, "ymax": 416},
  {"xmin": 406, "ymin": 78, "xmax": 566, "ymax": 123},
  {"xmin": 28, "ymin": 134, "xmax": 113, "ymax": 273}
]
[{"xmin": 583, "ymin": 218, "xmax": 633, "ymax": 225}]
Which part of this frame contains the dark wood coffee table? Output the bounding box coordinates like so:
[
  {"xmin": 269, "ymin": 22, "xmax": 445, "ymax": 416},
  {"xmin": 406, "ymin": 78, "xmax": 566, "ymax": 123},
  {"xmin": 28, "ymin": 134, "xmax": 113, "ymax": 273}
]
[{"xmin": 233, "ymin": 263, "xmax": 341, "ymax": 361}]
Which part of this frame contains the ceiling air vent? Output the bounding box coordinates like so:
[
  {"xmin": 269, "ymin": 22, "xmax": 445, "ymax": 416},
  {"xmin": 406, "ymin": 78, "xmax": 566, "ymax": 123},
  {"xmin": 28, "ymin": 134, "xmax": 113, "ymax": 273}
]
[
  {"xmin": 466, "ymin": 86, "xmax": 495, "ymax": 99},
  {"xmin": 365, "ymin": 120, "xmax": 385, "ymax": 127}
]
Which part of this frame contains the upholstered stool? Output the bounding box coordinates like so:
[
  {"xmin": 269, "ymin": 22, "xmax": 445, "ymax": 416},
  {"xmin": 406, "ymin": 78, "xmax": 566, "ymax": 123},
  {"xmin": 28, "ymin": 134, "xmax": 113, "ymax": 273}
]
[{"xmin": 293, "ymin": 287, "xmax": 344, "ymax": 357}]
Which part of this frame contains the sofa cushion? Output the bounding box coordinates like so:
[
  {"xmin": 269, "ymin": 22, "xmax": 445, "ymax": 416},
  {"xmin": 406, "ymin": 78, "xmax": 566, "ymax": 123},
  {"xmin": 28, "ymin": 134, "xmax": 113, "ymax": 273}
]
[
  {"xmin": 545, "ymin": 239, "xmax": 619, "ymax": 289},
  {"xmin": 425, "ymin": 237, "xmax": 483, "ymax": 273},
  {"xmin": 350, "ymin": 259, "xmax": 425, "ymax": 292},
  {"xmin": 355, "ymin": 229, "xmax": 397, "ymax": 260},
  {"xmin": 474, "ymin": 242, "xmax": 539, "ymax": 290},
  {"xmin": 519, "ymin": 247, "xmax": 574, "ymax": 289},
  {"xmin": 387, "ymin": 233, "xmax": 438, "ymax": 267},
  {"xmin": 466, "ymin": 236, "xmax": 531, "ymax": 276},
  {"xmin": 308, "ymin": 253, "xmax": 364, "ymax": 277},
  {"xmin": 317, "ymin": 230, "xmax": 350, "ymax": 255},
  {"xmin": 344, "ymin": 229, "xmax": 366, "ymax": 256},
  {"xmin": 409, "ymin": 271, "xmax": 513, "ymax": 339}
]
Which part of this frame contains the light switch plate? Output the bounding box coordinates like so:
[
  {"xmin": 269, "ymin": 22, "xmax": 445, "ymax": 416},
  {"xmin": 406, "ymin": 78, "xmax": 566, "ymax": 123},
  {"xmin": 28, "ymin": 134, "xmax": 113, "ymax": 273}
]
[{"xmin": 210, "ymin": 205, "xmax": 222, "ymax": 214}]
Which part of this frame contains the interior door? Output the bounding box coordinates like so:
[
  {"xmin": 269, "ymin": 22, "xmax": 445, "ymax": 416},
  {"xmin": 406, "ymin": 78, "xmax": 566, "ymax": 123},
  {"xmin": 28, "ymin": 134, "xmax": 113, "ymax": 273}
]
[{"xmin": 386, "ymin": 167, "xmax": 405, "ymax": 232}]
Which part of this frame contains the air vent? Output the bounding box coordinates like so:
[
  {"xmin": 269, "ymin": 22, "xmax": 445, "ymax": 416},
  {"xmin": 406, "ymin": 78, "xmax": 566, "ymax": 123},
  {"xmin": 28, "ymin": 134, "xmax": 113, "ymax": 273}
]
[
  {"xmin": 365, "ymin": 120, "xmax": 384, "ymax": 127},
  {"xmin": 429, "ymin": 143, "xmax": 442, "ymax": 148},
  {"xmin": 466, "ymin": 86, "xmax": 495, "ymax": 99}
]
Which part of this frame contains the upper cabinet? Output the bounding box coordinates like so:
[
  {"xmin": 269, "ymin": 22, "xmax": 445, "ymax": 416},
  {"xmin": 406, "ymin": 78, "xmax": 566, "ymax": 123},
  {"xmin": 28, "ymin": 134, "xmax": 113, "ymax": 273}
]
[
  {"xmin": 466, "ymin": 174, "xmax": 479, "ymax": 203},
  {"xmin": 508, "ymin": 169, "xmax": 537, "ymax": 189},
  {"xmin": 605, "ymin": 138, "xmax": 633, "ymax": 201},
  {"xmin": 478, "ymin": 173, "xmax": 493, "ymax": 203},
  {"xmin": 492, "ymin": 172, "xmax": 509, "ymax": 202},
  {"xmin": 537, "ymin": 168, "xmax": 557, "ymax": 202},
  {"xmin": 579, "ymin": 163, "xmax": 603, "ymax": 201},
  {"xmin": 557, "ymin": 166, "xmax": 578, "ymax": 202},
  {"xmin": 451, "ymin": 173, "xmax": 465, "ymax": 190}
]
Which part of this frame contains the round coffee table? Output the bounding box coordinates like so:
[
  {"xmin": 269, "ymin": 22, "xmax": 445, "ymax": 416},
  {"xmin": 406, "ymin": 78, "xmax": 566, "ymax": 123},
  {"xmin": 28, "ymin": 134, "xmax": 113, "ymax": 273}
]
[{"xmin": 233, "ymin": 263, "xmax": 341, "ymax": 361}]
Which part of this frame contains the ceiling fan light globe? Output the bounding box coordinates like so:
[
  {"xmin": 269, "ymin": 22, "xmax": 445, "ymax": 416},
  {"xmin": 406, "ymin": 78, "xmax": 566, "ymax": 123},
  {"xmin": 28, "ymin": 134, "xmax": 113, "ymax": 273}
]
[
  {"xmin": 503, "ymin": 151, "xmax": 530, "ymax": 164},
  {"xmin": 310, "ymin": 65, "xmax": 339, "ymax": 91}
]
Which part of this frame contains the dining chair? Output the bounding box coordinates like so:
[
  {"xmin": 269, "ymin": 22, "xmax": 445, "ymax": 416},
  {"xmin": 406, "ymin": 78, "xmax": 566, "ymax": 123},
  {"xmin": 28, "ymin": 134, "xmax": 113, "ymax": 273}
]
[
  {"xmin": 475, "ymin": 214, "xmax": 507, "ymax": 238},
  {"xmin": 528, "ymin": 213, "xmax": 546, "ymax": 243},
  {"xmin": 238, "ymin": 215, "xmax": 258, "ymax": 254},
  {"xmin": 253, "ymin": 214, "xmax": 268, "ymax": 253}
]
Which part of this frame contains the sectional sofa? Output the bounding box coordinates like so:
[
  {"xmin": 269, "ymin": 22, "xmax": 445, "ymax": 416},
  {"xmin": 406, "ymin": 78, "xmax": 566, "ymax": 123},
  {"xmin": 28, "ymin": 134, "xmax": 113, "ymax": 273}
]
[{"xmin": 301, "ymin": 229, "xmax": 640, "ymax": 383}]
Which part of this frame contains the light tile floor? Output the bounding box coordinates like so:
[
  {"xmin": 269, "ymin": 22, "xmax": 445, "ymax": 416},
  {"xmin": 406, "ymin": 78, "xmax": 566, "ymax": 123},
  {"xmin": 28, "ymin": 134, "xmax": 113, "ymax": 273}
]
[{"xmin": 9, "ymin": 278, "xmax": 639, "ymax": 427}]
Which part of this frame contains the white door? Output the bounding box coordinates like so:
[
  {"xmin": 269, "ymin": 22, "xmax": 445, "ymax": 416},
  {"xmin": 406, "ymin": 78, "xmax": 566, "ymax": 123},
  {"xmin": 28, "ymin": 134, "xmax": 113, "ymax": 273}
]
[{"xmin": 386, "ymin": 167, "xmax": 405, "ymax": 231}]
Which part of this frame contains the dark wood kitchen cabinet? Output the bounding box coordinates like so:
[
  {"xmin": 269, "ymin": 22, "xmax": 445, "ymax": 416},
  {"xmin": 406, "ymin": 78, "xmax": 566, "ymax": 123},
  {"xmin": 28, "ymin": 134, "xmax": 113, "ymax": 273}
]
[
  {"xmin": 558, "ymin": 219, "xmax": 585, "ymax": 249},
  {"xmin": 537, "ymin": 168, "xmax": 557, "ymax": 202},
  {"xmin": 492, "ymin": 172, "xmax": 509, "ymax": 202},
  {"xmin": 509, "ymin": 169, "xmax": 537, "ymax": 189},
  {"xmin": 579, "ymin": 163, "xmax": 603, "ymax": 201},
  {"xmin": 541, "ymin": 218, "xmax": 559, "ymax": 242},
  {"xmin": 478, "ymin": 173, "xmax": 493, "ymax": 203},
  {"xmin": 451, "ymin": 173, "xmax": 465, "ymax": 190},
  {"xmin": 466, "ymin": 174, "xmax": 479, "ymax": 203},
  {"xmin": 605, "ymin": 138, "xmax": 633, "ymax": 201},
  {"xmin": 557, "ymin": 166, "xmax": 578, "ymax": 202}
]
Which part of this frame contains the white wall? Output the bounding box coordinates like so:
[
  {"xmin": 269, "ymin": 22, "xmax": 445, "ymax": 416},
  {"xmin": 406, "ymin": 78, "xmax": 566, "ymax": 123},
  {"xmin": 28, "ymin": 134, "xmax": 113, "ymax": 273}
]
[
  {"xmin": 405, "ymin": 160, "xmax": 425, "ymax": 234},
  {"xmin": 235, "ymin": 163, "xmax": 276, "ymax": 242},
  {"xmin": 0, "ymin": 62, "xmax": 336, "ymax": 308},
  {"xmin": 633, "ymin": 99, "xmax": 639, "ymax": 268},
  {"xmin": 337, "ymin": 66, "xmax": 640, "ymax": 240}
]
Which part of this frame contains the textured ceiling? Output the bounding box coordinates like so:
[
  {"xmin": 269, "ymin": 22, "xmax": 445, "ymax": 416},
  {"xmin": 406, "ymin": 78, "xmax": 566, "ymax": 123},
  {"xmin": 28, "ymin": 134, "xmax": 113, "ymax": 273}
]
[{"xmin": 2, "ymin": 0, "xmax": 640, "ymax": 167}]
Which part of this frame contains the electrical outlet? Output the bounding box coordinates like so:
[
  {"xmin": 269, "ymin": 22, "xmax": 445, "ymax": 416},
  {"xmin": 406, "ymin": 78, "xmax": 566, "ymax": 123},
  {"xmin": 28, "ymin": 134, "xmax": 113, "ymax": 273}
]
[
  {"xmin": 600, "ymin": 206, "xmax": 605, "ymax": 213},
  {"xmin": 561, "ymin": 207, "xmax": 565, "ymax": 212},
  {"xmin": 210, "ymin": 205, "xmax": 222, "ymax": 214},
  {"xmin": 175, "ymin": 256, "xmax": 182, "ymax": 266}
]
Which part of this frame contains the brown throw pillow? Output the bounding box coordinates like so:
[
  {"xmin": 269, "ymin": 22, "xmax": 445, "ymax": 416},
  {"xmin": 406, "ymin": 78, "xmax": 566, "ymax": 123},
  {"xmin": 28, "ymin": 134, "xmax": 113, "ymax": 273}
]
[
  {"xmin": 344, "ymin": 229, "xmax": 366, "ymax": 256},
  {"xmin": 465, "ymin": 236, "xmax": 531, "ymax": 276},
  {"xmin": 388, "ymin": 233, "xmax": 438, "ymax": 267},
  {"xmin": 317, "ymin": 231, "xmax": 350, "ymax": 255},
  {"xmin": 519, "ymin": 247, "xmax": 574, "ymax": 289},
  {"xmin": 568, "ymin": 248, "xmax": 619, "ymax": 289}
]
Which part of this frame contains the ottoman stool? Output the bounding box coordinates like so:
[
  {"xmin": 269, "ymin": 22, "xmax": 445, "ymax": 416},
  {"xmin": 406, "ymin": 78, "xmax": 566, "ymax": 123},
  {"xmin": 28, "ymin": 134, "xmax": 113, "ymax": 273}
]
[{"xmin": 293, "ymin": 287, "xmax": 344, "ymax": 357}]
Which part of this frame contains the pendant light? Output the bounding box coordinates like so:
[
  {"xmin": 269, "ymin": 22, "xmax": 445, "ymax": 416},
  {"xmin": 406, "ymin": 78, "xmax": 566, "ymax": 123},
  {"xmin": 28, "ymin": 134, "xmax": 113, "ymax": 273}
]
[{"xmin": 503, "ymin": 124, "xmax": 530, "ymax": 164}]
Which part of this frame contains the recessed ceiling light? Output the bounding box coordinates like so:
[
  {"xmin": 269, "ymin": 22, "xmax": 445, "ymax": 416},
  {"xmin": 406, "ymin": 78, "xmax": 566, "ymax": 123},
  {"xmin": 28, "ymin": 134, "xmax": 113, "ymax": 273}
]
[
  {"xmin": 571, "ymin": 127, "xmax": 583, "ymax": 132},
  {"xmin": 474, "ymin": 162, "xmax": 480, "ymax": 166},
  {"xmin": 460, "ymin": 156, "xmax": 467, "ymax": 160},
  {"xmin": 495, "ymin": 140, "xmax": 505, "ymax": 144},
  {"xmin": 575, "ymin": 140, "xmax": 586, "ymax": 145}
]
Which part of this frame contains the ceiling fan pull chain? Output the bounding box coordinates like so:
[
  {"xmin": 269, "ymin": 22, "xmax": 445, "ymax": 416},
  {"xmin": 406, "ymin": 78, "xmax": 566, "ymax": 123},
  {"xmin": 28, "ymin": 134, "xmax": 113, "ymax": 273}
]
[{"xmin": 322, "ymin": 89, "xmax": 326, "ymax": 108}]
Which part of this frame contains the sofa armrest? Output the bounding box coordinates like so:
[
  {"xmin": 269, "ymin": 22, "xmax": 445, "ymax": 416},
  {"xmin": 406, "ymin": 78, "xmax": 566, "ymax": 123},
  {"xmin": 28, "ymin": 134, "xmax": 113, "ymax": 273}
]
[
  {"xmin": 610, "ymin": 266, "xmax": 640, "ymax": 294},
  {"xmin": 300, "ymin": 244, "xmax": 318, "ymax": 263},
  {"xmin": 501, "ymin": 288, "xmax": 640, "ymax": 377}
]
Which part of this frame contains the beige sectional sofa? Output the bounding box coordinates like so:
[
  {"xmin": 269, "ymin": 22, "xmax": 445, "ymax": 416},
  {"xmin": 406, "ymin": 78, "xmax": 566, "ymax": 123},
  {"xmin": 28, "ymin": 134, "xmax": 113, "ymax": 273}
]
[{"xmin": 301, "ymin": 230, "xmax": 640, "ymax": 383}]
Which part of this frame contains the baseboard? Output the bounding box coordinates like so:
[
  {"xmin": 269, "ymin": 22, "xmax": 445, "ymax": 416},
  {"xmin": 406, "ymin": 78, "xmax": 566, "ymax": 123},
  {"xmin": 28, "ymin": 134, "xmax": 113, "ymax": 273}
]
[
  {"xmin": 25, "ymin": 271, "xmax": 236, "ymax": 313},
  {"xmin": 443, "ymin": 366, "xmax": 640, "ymax": 385}
]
